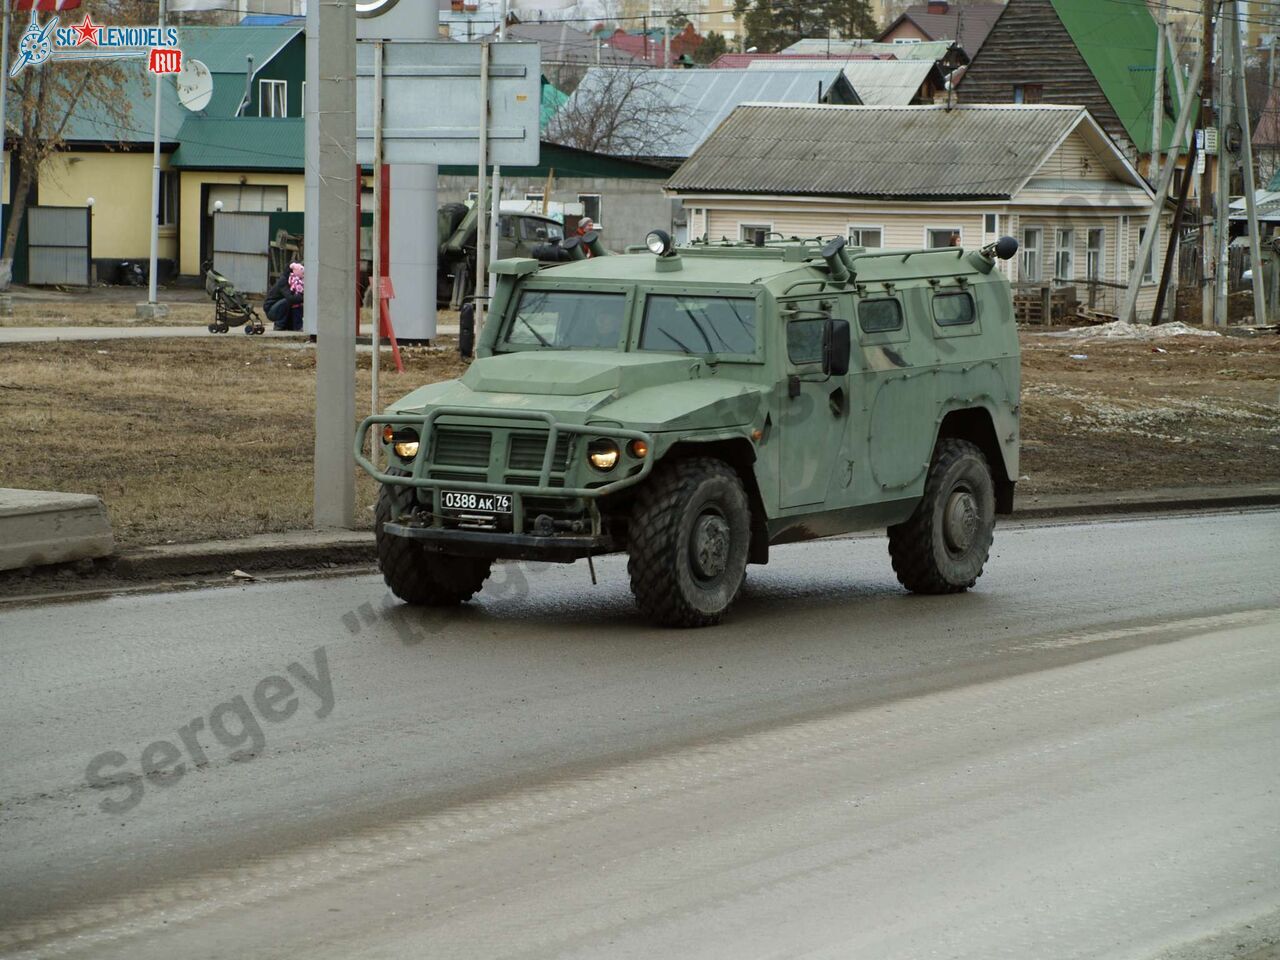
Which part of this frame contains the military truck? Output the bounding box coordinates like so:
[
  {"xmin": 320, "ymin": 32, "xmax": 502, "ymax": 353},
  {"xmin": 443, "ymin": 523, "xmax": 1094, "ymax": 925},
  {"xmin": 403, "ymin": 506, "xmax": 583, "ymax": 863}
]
[
  {"xmin": 355, "ymin": 232, "xmax": 1021, "ymax": 627},
  {"xmin": 437, "ymin": 202, "xmax": 567, "ymax": 308}
]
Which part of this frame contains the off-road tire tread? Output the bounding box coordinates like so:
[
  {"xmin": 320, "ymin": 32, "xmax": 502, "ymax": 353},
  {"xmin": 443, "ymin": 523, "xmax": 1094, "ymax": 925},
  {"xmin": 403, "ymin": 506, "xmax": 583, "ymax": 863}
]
[
  {"xmin": 627, "ymin": 458, "xmax": 749, "ymax": 628},
  {"xmin": 376, "ymin": 479, "xmax": 491, "ymax": 606},
  {"xmin": 887, "ymin": 438, "xmax": 993, "ymax": 595}
]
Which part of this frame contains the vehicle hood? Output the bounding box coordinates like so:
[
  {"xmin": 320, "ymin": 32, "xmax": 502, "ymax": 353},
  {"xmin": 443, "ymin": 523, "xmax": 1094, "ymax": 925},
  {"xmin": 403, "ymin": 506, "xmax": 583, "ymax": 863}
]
[{"xmin": 390, "ymin": 351, "xmax": 766, "ymax": 430}]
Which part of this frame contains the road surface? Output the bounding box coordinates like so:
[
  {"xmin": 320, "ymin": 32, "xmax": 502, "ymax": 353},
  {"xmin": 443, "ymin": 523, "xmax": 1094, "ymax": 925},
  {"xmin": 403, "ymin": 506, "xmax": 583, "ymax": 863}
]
[{"xmin": 1, "ymin": 509, "xmax": 1278, "ymax": 959}]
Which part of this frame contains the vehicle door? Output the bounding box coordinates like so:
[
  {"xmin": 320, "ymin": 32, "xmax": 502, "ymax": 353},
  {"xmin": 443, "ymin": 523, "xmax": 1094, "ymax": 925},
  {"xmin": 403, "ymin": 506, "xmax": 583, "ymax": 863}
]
[{"xmin": 776, "ymin": 295, "xmax": 854, "ymax": 509}]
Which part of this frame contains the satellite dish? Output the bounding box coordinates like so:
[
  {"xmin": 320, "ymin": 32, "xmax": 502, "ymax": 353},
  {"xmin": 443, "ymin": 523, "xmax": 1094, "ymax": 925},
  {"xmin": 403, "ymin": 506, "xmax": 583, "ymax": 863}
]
[
  {"xmin": 176, "ymin": 58, "xmax": 213, "ymax": 113},
  {"xmin": 356, "ymin": 0, "xmax": 401, "ymax": 16}
]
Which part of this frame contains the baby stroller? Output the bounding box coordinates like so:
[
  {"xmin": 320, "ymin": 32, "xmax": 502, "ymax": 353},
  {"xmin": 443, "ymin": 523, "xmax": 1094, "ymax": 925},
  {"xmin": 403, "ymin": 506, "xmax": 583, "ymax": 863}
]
[{"xmin": 203, "ymin": 261, "xmax": 264, "ymax": 335}]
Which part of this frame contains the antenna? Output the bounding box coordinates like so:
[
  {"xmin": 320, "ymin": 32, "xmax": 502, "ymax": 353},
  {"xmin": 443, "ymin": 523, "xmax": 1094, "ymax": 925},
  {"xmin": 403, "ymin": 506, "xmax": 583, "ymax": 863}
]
[{"xmin": 175, "ymin": 58, "xmax": 213, "ymax": 113}]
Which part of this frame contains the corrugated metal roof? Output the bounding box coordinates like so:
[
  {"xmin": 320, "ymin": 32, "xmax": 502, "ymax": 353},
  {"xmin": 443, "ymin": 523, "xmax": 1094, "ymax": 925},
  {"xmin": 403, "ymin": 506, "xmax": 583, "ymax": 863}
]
[
  {"xmin": 174, "ymin": 25, "xmax": 302, "ymax": 75},
  {"xmin": 746, "ymin": 58, "xmax": 938, "ymax": 105},
  {"xmin": 555, "ymin": 66, "xmax": 858, "ymax": 159},
  {"xmin": 170, "ymin": 118, "xmax": 304, "ymax": 170},
  {"xmin": 666, "ymin": 103, "xmax": 1087, "ymax": 200},
  {"xmin": 781, "ymin": 39, "xmax": 957, "ymax": 62},
  {"xmin": 880, "ymin": 2, "xmax": 1004, "ymax": 57}
]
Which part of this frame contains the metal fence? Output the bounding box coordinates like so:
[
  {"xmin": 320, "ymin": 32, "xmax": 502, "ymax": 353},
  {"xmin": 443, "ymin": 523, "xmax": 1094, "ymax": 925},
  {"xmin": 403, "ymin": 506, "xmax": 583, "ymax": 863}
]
[
  {"xmin": 27, "ymin": 206, "xmax": 90, "ymax": 286},
  {"xmin": 212, "ymin": 212, "xmax": 270, "ymax": 296}
]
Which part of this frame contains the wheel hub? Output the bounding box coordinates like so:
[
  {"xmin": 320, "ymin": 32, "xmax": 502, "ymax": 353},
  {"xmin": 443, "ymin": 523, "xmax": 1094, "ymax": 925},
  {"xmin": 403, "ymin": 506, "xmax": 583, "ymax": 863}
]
[
  {"xmin": 943, "ymin": 490, "xmax": 980, "ymax": 553},
  {"xmin": 690, "ymin": 513, "xmax": 731, "ymax": 579}
]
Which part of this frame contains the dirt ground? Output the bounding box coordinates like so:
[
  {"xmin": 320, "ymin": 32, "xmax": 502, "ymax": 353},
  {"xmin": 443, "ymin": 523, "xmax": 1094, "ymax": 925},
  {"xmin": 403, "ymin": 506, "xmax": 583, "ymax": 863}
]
[
  {"xmin": 1019, "ymin": 327, "xmax": 1279, "ymax": 496},
  {"xmin": 0, "ymin": 329, "xmax": 1275, "ymax": 546},
  {"xmin": 3, "ymin": 298, "xmax": 211, "ymax": 327}
]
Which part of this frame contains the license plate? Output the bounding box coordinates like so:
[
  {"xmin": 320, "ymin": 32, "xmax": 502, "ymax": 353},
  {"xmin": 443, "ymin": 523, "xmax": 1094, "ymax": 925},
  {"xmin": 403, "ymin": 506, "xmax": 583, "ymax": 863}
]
[{"xmin": 442, "ymin": 490, "xmax": 512, "ymax": 514}]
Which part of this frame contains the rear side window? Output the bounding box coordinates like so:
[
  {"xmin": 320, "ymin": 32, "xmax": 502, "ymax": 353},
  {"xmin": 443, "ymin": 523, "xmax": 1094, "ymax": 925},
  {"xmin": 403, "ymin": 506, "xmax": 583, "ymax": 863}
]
[
  {"xmin": 934, "ymin": 292, "xmax": 975, "ymax": 326},
  {"xmin": 858, "ymin": 298, "xmax": 903, "ymax": 334},
  {"xmin": 640, "ymin": 295, "xmax": 756, "ymax": 355}
]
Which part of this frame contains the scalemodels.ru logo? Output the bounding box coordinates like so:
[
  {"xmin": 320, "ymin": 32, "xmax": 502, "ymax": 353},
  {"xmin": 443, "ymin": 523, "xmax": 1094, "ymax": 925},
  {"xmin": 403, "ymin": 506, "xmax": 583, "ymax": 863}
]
[{"xmin": 9, "ymin": 10, "xmax": 182, "ymax": 78}]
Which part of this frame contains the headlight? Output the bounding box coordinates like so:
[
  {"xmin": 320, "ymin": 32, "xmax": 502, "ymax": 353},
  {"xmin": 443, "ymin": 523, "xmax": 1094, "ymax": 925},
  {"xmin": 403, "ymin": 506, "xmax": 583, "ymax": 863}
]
[
  {"xmin": 382, "ymin": 426, "xmax": 420, "ymax": 461},
  {"xmin": 587, "ymin": 439, "xmax": 620, "ymax": 471}
]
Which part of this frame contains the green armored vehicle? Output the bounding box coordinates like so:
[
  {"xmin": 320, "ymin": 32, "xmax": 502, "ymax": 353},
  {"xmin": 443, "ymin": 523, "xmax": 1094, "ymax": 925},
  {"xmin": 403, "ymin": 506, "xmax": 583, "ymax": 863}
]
[{"xmin": 355, "ymin": 232, "xmax": 1022, "ymax": 627}]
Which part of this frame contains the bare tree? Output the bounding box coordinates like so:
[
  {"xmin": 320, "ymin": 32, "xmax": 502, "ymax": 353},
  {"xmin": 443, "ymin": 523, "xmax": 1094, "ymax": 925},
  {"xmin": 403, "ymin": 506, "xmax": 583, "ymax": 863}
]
[
  {"xmin": 546, "ymin": 66, "xmax": 690, "ymax": 157},
  {"xmin": 3, "ymin": 2, "xmax": 152, "ymax": 273}
]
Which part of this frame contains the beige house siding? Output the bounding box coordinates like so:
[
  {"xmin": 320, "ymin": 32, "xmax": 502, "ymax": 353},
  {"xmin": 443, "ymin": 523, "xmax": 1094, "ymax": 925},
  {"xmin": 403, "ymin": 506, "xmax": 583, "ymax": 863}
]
[
  {"xmin": 686, "ymin": 195, "xmax": 1172, "ymax": 320},
  {"xmin": 1038, "ymin": 129, "xmax": 1117, "ymax": 181}
]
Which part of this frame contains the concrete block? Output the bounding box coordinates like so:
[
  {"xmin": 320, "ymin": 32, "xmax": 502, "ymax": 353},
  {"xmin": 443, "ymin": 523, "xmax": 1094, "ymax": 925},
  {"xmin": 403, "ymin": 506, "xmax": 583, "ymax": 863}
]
[
  {"xmin": 0, "ymin": 489, "xmax": 115, "ymax": 572},
  {"xmin": 134, "ymin": 302, "xmax": 170, "ymax": 320}
]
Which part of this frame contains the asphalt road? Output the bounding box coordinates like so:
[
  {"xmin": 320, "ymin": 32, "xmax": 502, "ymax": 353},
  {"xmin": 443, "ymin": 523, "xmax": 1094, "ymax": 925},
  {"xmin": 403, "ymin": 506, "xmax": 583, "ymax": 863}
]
[{"xmin": 1, "ymin": 510, "xmax": 1278, "ymax": 959}]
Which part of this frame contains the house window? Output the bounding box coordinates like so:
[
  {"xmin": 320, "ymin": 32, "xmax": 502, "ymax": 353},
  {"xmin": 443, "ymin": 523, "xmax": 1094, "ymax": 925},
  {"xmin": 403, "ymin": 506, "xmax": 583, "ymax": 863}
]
[
  {"xmin": 984, "ymin": 213, "xmax": 998, "ymax": 234},
  {"xmin": 260, "ymin": 79, "xmax": 287, "ymax": 118},
  {"xmin": 740, "ymin": 223, "xmax": 772, "ymax": 245},
  {"xmin": 1138, "ymin": 226, "xmax": 1158, "ymax": 283},
  {"xmin": 578, "ymin": 193, "xmax": 602, "ymax": 224},
  {"xmin": 1086, "ymin": 227, "xmax": 1105, "ymax": 281},
  {"xmin": 1055, "ymin": 228, "xmax": 1074, "ymax": 282},
  {"xmin": 722, "ymin": 12, "xmax": 734, "ymax": 21},
  {"xmin": 1013, "ymin": 83, "xmax": 1043, "ymax": 104},
  {"xmin": 158, "ymin": 170, "xmax": 178, "ymax": 227},
  {"xmin": 847, "ymin": 225, "xmax": 883, "ymax": 248},
  {"xmin": 525, "ymin": 192, "xmax": 544, "ymax": 205},
  {"xmin": 927, "ymin": 227, "xmax": 962, "ymax": 248},
  {"xmin": 1022, "ymin": 226, "xmax": 1043, "ymax": 281}
]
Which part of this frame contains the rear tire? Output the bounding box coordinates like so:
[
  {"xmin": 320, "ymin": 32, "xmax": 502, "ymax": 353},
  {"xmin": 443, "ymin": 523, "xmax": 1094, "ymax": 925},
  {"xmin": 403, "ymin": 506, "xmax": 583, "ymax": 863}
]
[
  {"xmin": 887, "ymin": 438, "xmax": 995, "ymax": 594},
  {"xmin": 375, "ymin": 476, "xmax": 491, "ymax": 606},
  {"xmin": 627, "ymin": 458, "xmax": 751, "ymax": 628}
]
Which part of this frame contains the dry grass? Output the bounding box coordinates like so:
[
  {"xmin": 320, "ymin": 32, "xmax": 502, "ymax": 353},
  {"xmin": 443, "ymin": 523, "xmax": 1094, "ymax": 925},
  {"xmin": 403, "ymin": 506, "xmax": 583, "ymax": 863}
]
[
  {"xmin": 3, "ymin": 300, "xmax": 212, "ymax": 327},
  {"xmin": 0, "ymin": 330, "xmax": 1275, "ymax": 547},
  {"xmin": 0, "ymin": 338, "xmax": 467, "ymax": 545}
]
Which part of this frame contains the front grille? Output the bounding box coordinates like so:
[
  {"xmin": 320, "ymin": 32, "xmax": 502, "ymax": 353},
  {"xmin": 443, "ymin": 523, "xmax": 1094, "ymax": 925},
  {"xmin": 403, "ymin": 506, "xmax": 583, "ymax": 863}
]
[
  {"xmin": 508, "ymin": 432, "xmax": 573, "ymax": 472},
  {"xmin": 429, "ymin": 470, "xmax": 483, "ymax": 483},
  {"xmin": 433, "ymin": 428, "xmax": 491, "ymax": 467},
  {"xmin": 504, "ymin": 474, "xmax": 566, "ymax": 488}
]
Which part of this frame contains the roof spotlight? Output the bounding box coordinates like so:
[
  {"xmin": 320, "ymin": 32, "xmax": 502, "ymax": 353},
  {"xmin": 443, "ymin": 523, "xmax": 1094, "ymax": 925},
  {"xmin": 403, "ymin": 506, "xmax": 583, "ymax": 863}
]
[{"xmin": 646, "ymin": 229, "xmax": 674, "ymax": 257}]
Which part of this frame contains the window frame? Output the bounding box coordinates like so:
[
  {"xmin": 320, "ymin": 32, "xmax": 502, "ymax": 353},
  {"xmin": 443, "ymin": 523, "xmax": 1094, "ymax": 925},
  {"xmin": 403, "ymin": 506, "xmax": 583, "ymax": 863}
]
[
  {"xmin": 1021, "ymin": 226, "xmax": 1043, "ymax": 282},
  {"xmin": 925, "ymin": 225, "xmax": 964, "ymax": 249},
  {"xmin": 1054, "ymin": 227, "xmax": 1075, "ymax": 284},
  {"xmin": 857, "ymin": 296, "xmax": 904, "ymax": 335},
  {"xmin": 846, "ymin": 224, "xmax": 884, "ymax": 249},
  {"xmin": 158, "ymin": 170, "xmax": 178, "ymax": 227},
  {"xmin": 1086, "ymin": 226, "xmax": 1105, "ymax": 282},
  {"xmin": 1138, "ymin": 225, "xmax": 1158, "ymax": 284},
  {"xmin": 932, "ymin": 290, "xmax": 977, "ymax": 328},
  {"xmin": 577, "ymin": 193, "xmax": 602, "ymax": 226},
  {"xmin": 259, "ymin": 78, "xmax": 287, "ymax": 118}
]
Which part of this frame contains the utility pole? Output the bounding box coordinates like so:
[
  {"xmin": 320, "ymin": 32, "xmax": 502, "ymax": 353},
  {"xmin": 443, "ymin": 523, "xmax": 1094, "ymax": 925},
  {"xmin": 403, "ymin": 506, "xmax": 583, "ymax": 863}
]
[
  {"xmin": 138, "ymin": 0, "xmax": 168, "ymax": 320},
  {"xmin": 1200, "ymin": 0, "xmax": 1215, "ymax": 327},
  {"xmin": 1233, "ymin": 0, "xmax": 1267, "ymax": 324},
  {"xmin": 1215, "ymin": 8, "xmax": 1231, "ymax": 328},
  {"xmin": 486, "ymin": 0, "xmax": 509, "ymax": 315},
  {"xmin": 473, "ymin": 40, "xmax": 490, "ymax": 331},
  {"xmin": 0, "ymin": 0, "xmax": 12, "ymax": 291},
  {"xmin": 1152, "ymin": 14, "xmax": 1165, "ymax": 179},
  {"xmin": 308, "ymin": 0, "xmax": 358, "ymax": 529}
]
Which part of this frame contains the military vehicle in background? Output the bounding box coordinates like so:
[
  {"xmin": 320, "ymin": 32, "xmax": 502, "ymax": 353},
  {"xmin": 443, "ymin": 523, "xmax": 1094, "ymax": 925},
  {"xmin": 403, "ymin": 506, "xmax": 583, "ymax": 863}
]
[
  {"xmin": 437, "ymin": 201, "xmax": 568, "ymax": 308},
  {"xmin": 357, "ymin": 231, "xmax": 1022, "ymax": 627}
]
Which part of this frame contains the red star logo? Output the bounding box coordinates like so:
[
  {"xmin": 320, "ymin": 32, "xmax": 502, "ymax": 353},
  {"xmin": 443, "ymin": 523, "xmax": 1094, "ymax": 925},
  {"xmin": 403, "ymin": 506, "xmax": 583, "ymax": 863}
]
[{"xmin": 72, "ymin": 14, "xmax": 101, "ymax": 47}]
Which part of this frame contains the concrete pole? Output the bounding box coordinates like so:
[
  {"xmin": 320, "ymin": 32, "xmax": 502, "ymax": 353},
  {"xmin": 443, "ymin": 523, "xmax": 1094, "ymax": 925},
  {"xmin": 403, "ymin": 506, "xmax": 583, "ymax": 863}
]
[
  {"xmin": 473, "ymin": 40, "xmax": 490, "ymax": 330},
  {"xmin": 1120, "ymin": 47, "xmax": 1204, "ymax": 324},
  {"xmin": 370, "ymin": 40, "xmax": 384, "ymax": 462},
  {"xmin": 486, "ymin": 0, "xmax": 509, "ymax": 309},
  {"xmin": 1233, "ymin": 3, "xmax": 1268, "ymax": 324},
  {"xmin": 0, "ymin": 0, "xmax": 11, "ymax": 290},
  {"xmin": 1215, "ymin": 12, "xmax": 1231, "ymax": 328},
  {"xmin": 1152, "ymin": 16, "xmax": 1164, "ymax": 178},
  {"xmin": 1201, "ymin": 0, "xmax": 1215, "ymax": 327},
  {"xmin": 307, "ymin": 0, "xmax": 357, "ymax": 529},
  {"xmin": 141, "ymin": 0, "xmax": 167, "ymax": 317}
]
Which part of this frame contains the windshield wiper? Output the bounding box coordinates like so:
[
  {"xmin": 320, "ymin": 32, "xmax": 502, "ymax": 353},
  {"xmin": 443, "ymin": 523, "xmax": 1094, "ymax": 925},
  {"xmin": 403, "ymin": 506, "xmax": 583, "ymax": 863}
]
[{"xmin": 517, "ymin": 315, "xmax": 552, "ymax": 348}]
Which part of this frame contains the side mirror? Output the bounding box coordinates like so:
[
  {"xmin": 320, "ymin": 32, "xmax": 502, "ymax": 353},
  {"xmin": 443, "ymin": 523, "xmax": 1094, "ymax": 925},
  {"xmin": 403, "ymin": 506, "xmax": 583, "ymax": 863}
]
[
  {"xmin": 822, "ymin": 318, "xmax": 851, "ymax": 377},
  {"xmin": 535, "ymin": 228, "xmax": 547, "ymax": 239}
]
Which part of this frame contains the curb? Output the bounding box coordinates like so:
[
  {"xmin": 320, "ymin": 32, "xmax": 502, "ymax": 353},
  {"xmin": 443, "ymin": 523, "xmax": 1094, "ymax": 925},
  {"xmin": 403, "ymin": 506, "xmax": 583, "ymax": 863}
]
[{"xmin": 98, "ymin": 488, "xmax": 1280, "ymax": 583}]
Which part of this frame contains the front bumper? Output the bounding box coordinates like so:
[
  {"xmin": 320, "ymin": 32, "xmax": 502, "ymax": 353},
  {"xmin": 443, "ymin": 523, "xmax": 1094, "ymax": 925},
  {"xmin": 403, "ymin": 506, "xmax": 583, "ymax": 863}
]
[
  {"xmin": 383, "ymin": 522, "xmax": 612, "ymax": 562},
  {"xmin": 354, "ymin": 407, "xmax": 654, "ymax": 545}
]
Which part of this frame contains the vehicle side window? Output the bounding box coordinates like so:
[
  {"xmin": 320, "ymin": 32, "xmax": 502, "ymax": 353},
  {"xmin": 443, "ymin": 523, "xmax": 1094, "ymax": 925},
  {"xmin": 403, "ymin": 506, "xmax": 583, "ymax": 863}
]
[
  {"xmin": 858, "ymin": 298, "xmax": 903, "ymax": 334},
  {"xmin": 500, "ymin": 216, "xmax": 515, "ymax": 239},
  {"xmin": 640, "ymin": 295, "xmax": 756, "ymax": 355},
  {"xmin": 786, "ymin": 319, "xmax": 825, "ymax": 364},
  {"xmin": 521, "ymin": 218, "xmax": 560, "ymax": 241},
  {"xmin": 934, "ymin": 291, "xmax": 975, "ymax": 326}
]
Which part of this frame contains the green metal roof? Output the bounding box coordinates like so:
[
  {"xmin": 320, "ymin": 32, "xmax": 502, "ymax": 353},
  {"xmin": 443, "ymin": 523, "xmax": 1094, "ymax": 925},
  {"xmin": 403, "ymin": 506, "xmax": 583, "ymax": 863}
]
[
  {"xmin": 540, "ymin": 78, "xmax": 568, "ymax": 133},
  {"xmin": 1050, "ymin": 0, "xmax": 1183, "ymax": 156},
  {"xmin": 170, "ymin": 117, "xmax": 304, "ymax": 170},
  {"xmin": 56, "ymin": 25, "xmax": 302, "ymax": 144}
]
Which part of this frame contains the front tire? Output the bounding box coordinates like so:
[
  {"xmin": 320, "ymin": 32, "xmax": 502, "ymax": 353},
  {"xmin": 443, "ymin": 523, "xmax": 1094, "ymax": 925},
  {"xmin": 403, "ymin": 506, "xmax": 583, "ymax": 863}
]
[
  {"xmin": 375, "ymin": 477, "xmax": 491, "ymax": 606},
  {"xmin": 627, "ymin": 458, "xmax": 751, "ymax": 628},
  {"xmin": 887, "ymin": 438, "xmax": 995, "ymax": 594}
]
